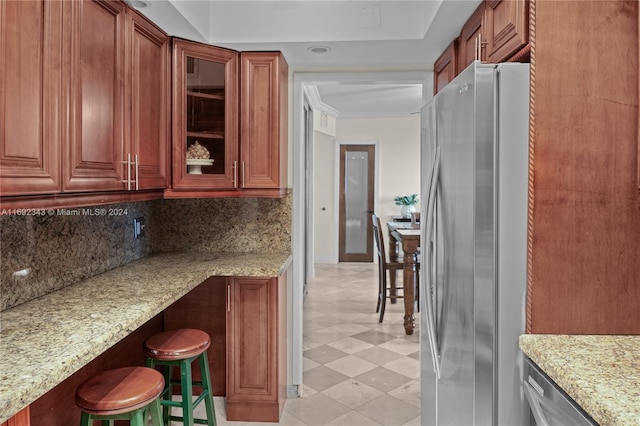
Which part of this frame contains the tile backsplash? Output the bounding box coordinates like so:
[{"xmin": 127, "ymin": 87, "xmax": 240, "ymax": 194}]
[
  {"xmin": 150, "ymin": 193, "xmax": 292, "ymax": 253},
  {"xmin": 0, "ymin": 203, "xmax": 152, "ymax": 311},
  {"xmin": 0, "ymin": 193, "xmax": 292, "ymax": 311}
]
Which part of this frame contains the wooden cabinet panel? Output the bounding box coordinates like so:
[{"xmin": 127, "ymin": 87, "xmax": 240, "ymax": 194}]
[
  {"xmin": 170, "ymin": 39, "xmax": 239, "ymax": 191},
  {"xmin": 226, "ymin": 273, "xmax": 287, "ymax": 422},
  {"xmin": 240, "ymin": 52, "xmax": 288, "ymax": 190},
  {"xmin": 485, "ymin": 0, "xmax": 529, "ymax": 63},
  {"xmin": 458, "ymin": 2, "xmax": 485, "ymax": 72},
  {"xmin": 433, "ymin": 41, "xmax": 458, "ymax": 95},
  {"xmin": 1, "ymin": 407, "xmax": 30, "ymax": 426},
  {"xmin": 163, "ymin": 277, "xmax": 227, "ymax": 395},
  {"xmin": 0, "ymin": 0, "xmax": 62, "ymax": 196},
  {"xmin": 126, "ymin": 9, "xmax": 169, "ymax": 189},
  {"xmin": 527, "ymin": 0, "xmax": 640, "ymax": 334},
  {"xmin": 64, "ymin": 0, "xmax": 125, "ymax": 192}
]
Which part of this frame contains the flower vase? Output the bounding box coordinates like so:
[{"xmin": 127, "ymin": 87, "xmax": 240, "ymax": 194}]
[{"xmin": 400, "ymin": 204, "xmax": 416, "ymax": 219}]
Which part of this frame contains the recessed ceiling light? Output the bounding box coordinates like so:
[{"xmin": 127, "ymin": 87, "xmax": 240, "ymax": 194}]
[
  {"xmin": 307, "ymin": 46, "xmax": 331, "ymax": 54},
  {"xmin": 127, "ymin": 0, "xmax": 149, "ymax": 8}
]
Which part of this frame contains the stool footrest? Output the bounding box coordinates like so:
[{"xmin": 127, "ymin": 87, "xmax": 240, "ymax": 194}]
[{"xmin": 168, "ymin": 415, "xmax": 211, "ymax": 425}]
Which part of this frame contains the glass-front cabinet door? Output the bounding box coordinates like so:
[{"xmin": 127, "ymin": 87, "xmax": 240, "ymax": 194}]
[{"xmin": 171, "ymin": 39, "xmax": 238, "ymax": 191}]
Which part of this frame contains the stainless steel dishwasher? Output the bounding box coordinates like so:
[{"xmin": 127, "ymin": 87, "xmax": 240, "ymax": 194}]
[{"xmin": 523, "ymin": 357, "xmax": 598, "ymax": 426}]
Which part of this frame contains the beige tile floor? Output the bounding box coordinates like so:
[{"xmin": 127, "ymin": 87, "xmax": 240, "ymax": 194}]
[{"xmin": 186, "ymin": 262, "xmax": 420, "ymax": 425}]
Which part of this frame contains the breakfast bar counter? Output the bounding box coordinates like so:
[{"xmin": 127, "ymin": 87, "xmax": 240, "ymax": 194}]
[
  {"xmin": 0, "ymin": 251, "xmax": 292, "ymax": 423},
  {"xmin": 519, "ymin": 334, "xmax": 640, "ymax": 426}
]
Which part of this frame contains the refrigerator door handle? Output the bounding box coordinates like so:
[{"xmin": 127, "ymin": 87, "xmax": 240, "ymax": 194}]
[{"xmin": 423, "ymin": 146, "xmax": 442, "ymax": 379}]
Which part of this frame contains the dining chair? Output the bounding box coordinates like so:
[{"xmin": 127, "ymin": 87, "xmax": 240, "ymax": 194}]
[{"xmin": 372, "ymin": 214, "xmax": 419, "ymax": 323}]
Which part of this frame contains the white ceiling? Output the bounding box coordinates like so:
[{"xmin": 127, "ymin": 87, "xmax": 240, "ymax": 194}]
[{"xmin": 130, "ymin": 0, "xmax": 482, "ymax": 117}]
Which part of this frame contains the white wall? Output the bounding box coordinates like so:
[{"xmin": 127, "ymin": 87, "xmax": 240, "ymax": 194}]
[{"xmin": 313, "ymin": 116, "xmax": 421, "ymax": 263}]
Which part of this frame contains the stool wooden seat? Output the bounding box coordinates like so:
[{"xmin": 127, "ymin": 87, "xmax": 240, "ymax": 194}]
[
  {"xmin": 144, "ymin": 329, "xmax": 216, "ymax": 426},
  {"xmin": 75, "ymin": 366, "xmax": 164, "ymax": 425}
]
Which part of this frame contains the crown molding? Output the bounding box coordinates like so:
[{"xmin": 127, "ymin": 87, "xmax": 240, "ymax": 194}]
[{"xmin": 303, "ymin": 85, "xmax": 340, "ymax": 118}]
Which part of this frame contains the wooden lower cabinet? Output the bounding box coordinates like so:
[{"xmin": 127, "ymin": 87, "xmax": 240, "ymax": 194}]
[
  {"xmin": 226, "ymin": 274, "xmax": 287, "ymax": 422},
  {"xmin": 163, "ymin": 273, "xmax": 288, "ymax": 422},
  {"xmin": 1, "ymin": 407, "xmax": 30, "ymax": 426}
]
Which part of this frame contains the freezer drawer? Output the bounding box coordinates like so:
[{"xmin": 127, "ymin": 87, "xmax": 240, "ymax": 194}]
[{"xmin": 523, "ymin": 357, "xmax": 598, "ymax": 426}]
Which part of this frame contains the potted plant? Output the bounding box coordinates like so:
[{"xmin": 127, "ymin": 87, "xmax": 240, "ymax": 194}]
[{"xmin": 394, "ymin": 194, "xmax": 418, "ymax": 218}]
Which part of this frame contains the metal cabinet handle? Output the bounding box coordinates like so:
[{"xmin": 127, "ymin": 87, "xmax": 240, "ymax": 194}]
[
  {"xmin": 233, "ymin": 161, "xmax": 238, "ymax": 188},
  {"xmin": 227, "ymin": 283, "xmax": 231, "ymax": 312},
  {"xmin": 121, "ymin": 153, "xmax": 132, "ymax": 191},
  {"xmin": 524, "ymin": 379, "xmax": 551, "ymax": 426},
  {"xmin": 134, "ymin": 154, "xmax": 139, "ymax": 191},
  {"xmin": 241, "ymin": 161, "xmax": 245, "ymax": 188}
]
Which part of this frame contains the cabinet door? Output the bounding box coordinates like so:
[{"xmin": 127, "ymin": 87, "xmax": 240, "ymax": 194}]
[
  {"xmin": 0, "ymin": 0, "xmax": 62, "ymax": 196},
  {"xmin": 171, "ymin": 39, "xmax": 238, "ymax": 190},
  {"xmin": 485, "ymin": 0, "xmax": 529, "ymax": 63},
  {"xmin": 227, "ymin": 275, "xmax": 286, "ymax": 422},
  {"xmin": 240, "ymin": 52, "xmax": 288, "ymax": 190},
  {"xmin": 433, "ymin": 40, "xmax": 458, "ymax": 95},
  {"xmin": 458, "ymin": 2, "xmax": 485, "ymax": 72},
  {"xmin": 64, "ymin": 0, "xmax": 125, "ymax": 192},
  {"xmin": 126, "ymin": 9, "xmax": 169, "ymax": 190}
]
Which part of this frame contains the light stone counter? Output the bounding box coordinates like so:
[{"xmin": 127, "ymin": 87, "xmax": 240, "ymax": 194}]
[
  {"xmin": 0, "ymin": 251, "xmax": 291, "ymax": 423},
  {"xmin": 519, "ymin": 334, "xmax": 640, "ymax": 426}
]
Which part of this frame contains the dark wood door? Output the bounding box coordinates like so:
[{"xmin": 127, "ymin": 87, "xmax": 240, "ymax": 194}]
[
  {"xmin": 339, "ymin": 144, "xmax": 375, "ymax": 262},
  {"xmin": 64, "ymin": 0, "xmax": 126, "ymax": 192},
  {"xmin": 0, "ymin": 0, "xmax": 63, "ymax": 196},
  {"xmin": 126, "ymin": 8, "xmax": 169, "ymax": 190},
  {"xmin": 240, "ymin": 52, "xmax": 288, "ymax": 190}
]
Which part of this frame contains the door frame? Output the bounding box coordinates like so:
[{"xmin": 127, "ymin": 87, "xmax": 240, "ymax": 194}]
[
  {"xmin": 335, "ymin": 140, "xmax": 379, "ymax": 263},
  {"xmin": 292, "ymin": 71, "xmax": 427, "ymax": 391}
]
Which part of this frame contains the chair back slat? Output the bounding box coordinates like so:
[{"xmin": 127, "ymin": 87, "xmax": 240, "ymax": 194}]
[{"xmin": 371, "ymin": 214, "xmax": 387, "ymax": 266}]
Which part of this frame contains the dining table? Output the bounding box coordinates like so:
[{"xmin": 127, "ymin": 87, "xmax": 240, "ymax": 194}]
[{"xmin": 386, "ymin": 221, "xmax": 420, "ymax": 335}]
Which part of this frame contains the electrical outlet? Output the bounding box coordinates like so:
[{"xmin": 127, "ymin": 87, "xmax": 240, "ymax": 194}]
[{"xmin": 133, "ymin": 217, "xmax": 145, "ymax": 239}]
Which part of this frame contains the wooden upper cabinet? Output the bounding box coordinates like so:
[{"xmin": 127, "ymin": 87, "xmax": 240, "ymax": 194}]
[
  {"xmin": 170, "ymin": 39, "xmax": 239, "ymax": 191},
  {"xmin": 64, "ymin": 0, "xmax": 126, "ymax": 192},
  {"xmin": 126, "ymin": 8, "xmax": 169, "ymax": 190},
  {"xmin": 0, "ymin": 0, "xmax": 63, "ymax": 196},
  {"xmin": 458, "ymin": 2, "xmax": 485, "ymax": 72},
  {"xmin": 240, "ymin": 52, "xmax": 288, "ymax": 191},
  {"xmin": 168, "ymin": 42, "xmax": 288, "ymax": 197},
  {"xmin": 433, "ymin": 41, "xmax": 458, "ymax": 95},
  {"xmin": 485, "ymin": 0, "xmax": 529, "ymax": 63}
]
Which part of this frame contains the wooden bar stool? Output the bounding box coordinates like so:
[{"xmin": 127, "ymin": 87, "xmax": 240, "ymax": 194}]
[
  {"xmin": 144, "ymin": 328, "xmax": 216, "ymax": 426},
  {"xmin": 75, "ymin": 366, "xmax": 164, "ymax": 426}
]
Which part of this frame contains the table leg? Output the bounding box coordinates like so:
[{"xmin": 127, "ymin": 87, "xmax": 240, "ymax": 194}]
[
  {"xmin": 402, "ymin": 242, "xmax": 419, "ymax": 335},
  {"xmin": 388, "ymin": 235, "xmax": 398, "ymax": 303}
]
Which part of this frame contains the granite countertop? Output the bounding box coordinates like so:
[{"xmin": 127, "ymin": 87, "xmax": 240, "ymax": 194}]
[
  {"xmin": 519, "ymin": 334, "xmax": 640, "ymax": 426},
  {"xmin": 0, "ymin": 251, "xmax": 291, "ymax": 423}
]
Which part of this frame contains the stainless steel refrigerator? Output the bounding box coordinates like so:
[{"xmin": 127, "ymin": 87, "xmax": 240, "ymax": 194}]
[{"xmin": 420, "ymin": 61, "xmax": 530, "ymax": 426}]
